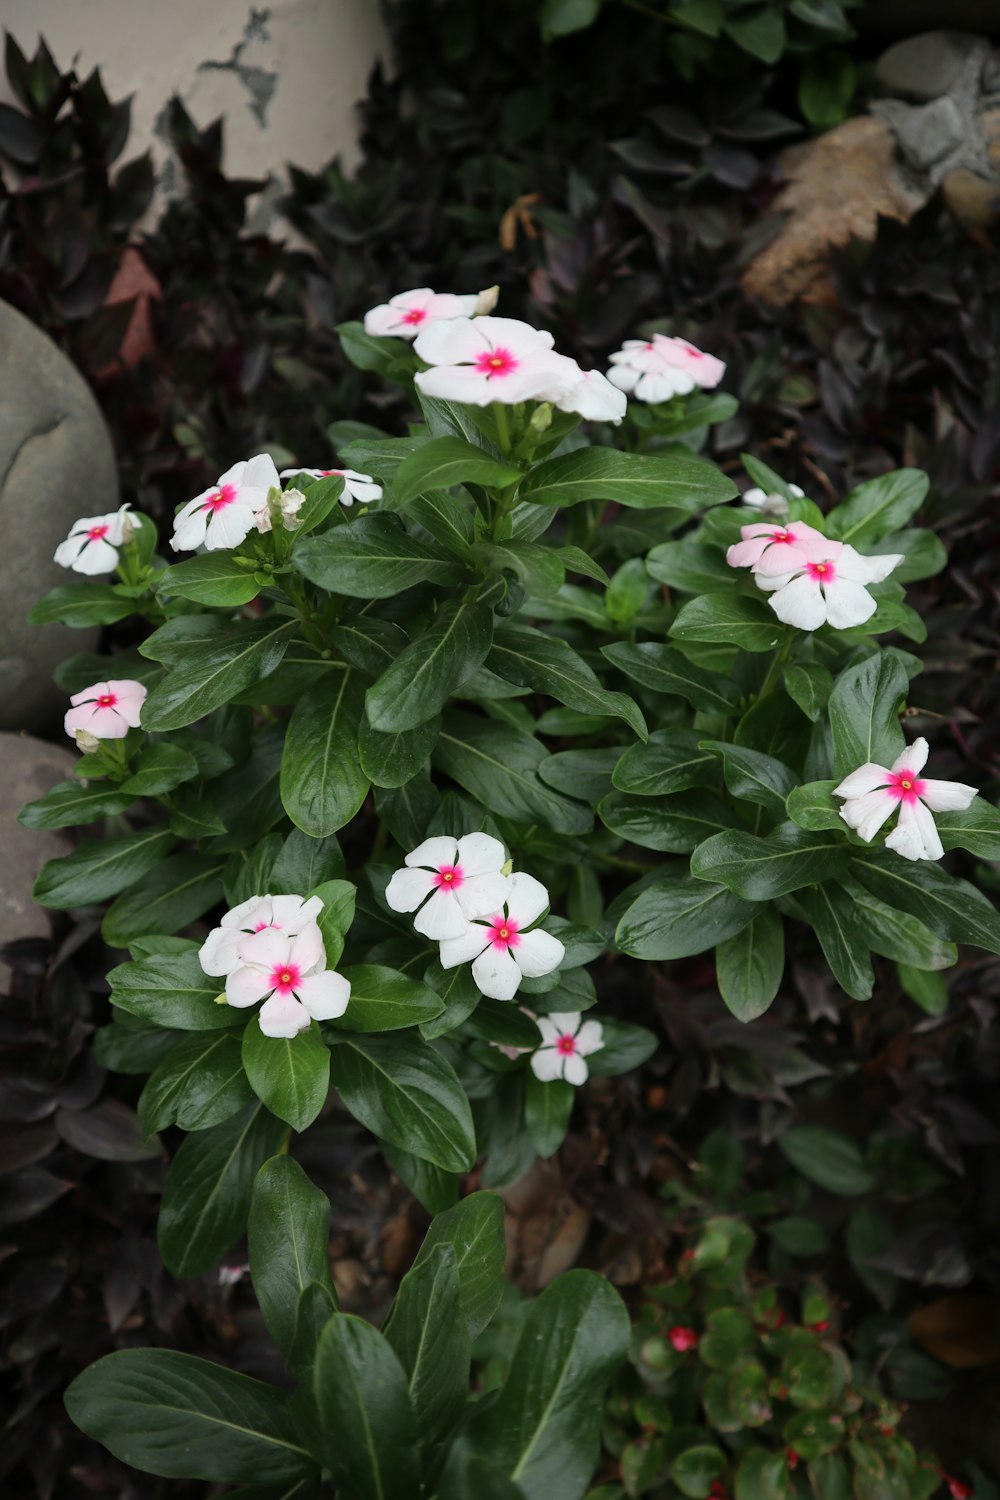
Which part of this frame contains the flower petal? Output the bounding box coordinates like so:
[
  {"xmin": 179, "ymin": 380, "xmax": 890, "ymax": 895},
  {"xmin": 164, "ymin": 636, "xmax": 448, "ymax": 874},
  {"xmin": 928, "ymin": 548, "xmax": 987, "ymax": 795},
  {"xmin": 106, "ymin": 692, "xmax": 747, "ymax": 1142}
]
[
  {"xmin": 290, "ymin": 922, "xmax": 325, "ymax": 973},
  {"xmin": 833, "ymin": 764, "xmax": 891, "ymax": 800},
  {"xmin": 823, "ymin": 578, "xmax": 877, "ymax": 630},
  {"xmin": 199, "ymin": 926, "xmax": 245, "ymax": 977},
  {"xmin": 270, "ymin": 893, "xmax": 323, "ymax": 931},
  {"xmin": 413, "ymin": 887, "xmax": 471, "ymax": 941},
  {"xmin": 258, "ymin": 993, "xmax": 312, "ymax": 1037},
  {"xmin": 535, "ymin": 1016, "xmax": 564, "ymax": 1047},
  {"xmin": 455, "ymin": 831, "xmax": 506, "ymax": 877},
  {"xmin": 530, "ymin": 1047, "xmax": 564, "ymax": 1082},
  {"xmin": 513, "ymin": 927, "xmax": 565, "ymax": 978},
  {"xmin": 919, "ymin": 780, "xmax": 978, "ymax": 813},
  {"xmin": 505, "ymin": 872, "xmax": 551, "ymax": 928},
  {"xmin": 472, "ymin": 945, "xmax": 523, "ymax": 1001},
  {"xmin": 563, "ymin": 1052, "xmax": 589, "ymax": 1086},
  {"xmin": 238, "ymin": 927, "xmax": 290, "ymax": 968},
  {"xmin": 885, "ymin": 797, "xmax": 943, "ymax": 861},
  {"xmin": 204, "ymin": 503, "xmax": 257, "ymax": 551},
  {"xmin": 221, "ymin": 894, "xmax": 271, "ymax": 929},
  {"xmin": 385, "ymin": 867, "xmax": 437, "ymax": 913},
  {"xmin": 767, "ymin": 574, "xmax": 827, "ymax": 631},
  {"xmin": 297, "ymin": 970, "xmax": 351, "ymax": 1021},
  {"xmin": 838, "ymin": 788, "xmax": 896, "ymax": 843},
  {"xmin": 891, "ymin": 738, "xmax": 929, "ymax": 775},
  {"xmin": 405, "ymin": 835, "xmax": 459, "ymax": 870},
  {"xmin": 455, "ymin": 872, "xmax": 511, "ymax": 920},
  {"xmin": 439, "ymin": 923, "xmax": 490, "ymax": 970},
  {"xmin": 226, "ymin": 965, "xmax": 273, "ymax": 1008},
  {"xmin": 413, "ymin": 317, "xmax": 490, "ymax": 366},
  {"xmin": 575, "ymin": 1020, "xmax": 605, "ymax": 1056}
]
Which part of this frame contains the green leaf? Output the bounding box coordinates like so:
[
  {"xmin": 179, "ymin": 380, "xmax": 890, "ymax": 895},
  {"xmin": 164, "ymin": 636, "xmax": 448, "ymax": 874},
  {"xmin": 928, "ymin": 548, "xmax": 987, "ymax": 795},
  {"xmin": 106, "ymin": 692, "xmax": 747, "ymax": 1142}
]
[
  {"xmin": 539, "ymin": 747, "xmax": 619, "ymax": 803},
  {"xmin": 646, "ymin": 538, "xmax": 734, "ymax": 595},
  {"xmin": 393, "ymin": 435, "xmax": 522, "ymax": 504},
  {"xmin": 28, "ymin": 583, "xmax": 136, "ymax": 628},
  {"xmin": 518, "ymin": 446, "xmax": 737, "ymax": 510},
  {"xmin": 599, "ymin": 789, "xmax": 737, "ymax": 852},
  {"xmin": 141, "ymin": 619, "xmax": 297, "ymax": 731},
  {"xmin": 601, "ymin": 641, "xmax": 740, "ymax": 713},
  {"xmin": 734, "ymin": 1447, "xmax": 792, "ymax": 1500},
  {"xmin": 936, "ymin": 798, "xmax": 1000, "ymax": 860},
  {"xmin": 366, "ymin": 598, "xmax": 494, "ymax": 732},
  {"xmin": 447, "ymin": 1271, "xmax": 629, "ymax": 1500},
  {"xmin": 613, "ymin": 728, "xmax": 719, "ymax": 797},
  {"xmin": 328, "ymin": 965, "xmax": 444, "ymax": 1031},
  {"xmin": 768, "ymin": 1215, "xmax": 828, "ymax": 1256},
  {"xmin": 19, "ymin": 780, "xmax": 136, "ymax": 830},
  {"xmin": 383, "ymin": 1244, "xmax": 471, "ymax": 1443},
  {"xmin": 798, "ymin": 49, "xmax": 855, "ymax": 128},
  {"xmin": 337, "ymin": 319, "xmax": 413, "ymax": 373},
  {"xmin": 34, "ymin": 825, "xmax": 175, "ymax": 909},
  {"xmin": 64, "ymin": 1350, "xmax": 315, "ymax": 1485},
  {"xmin": 725, "ymin": 5, "xmax": 785, "ymax": 62},
  {"xmin": 828, "ymin": 651, "xmax": 908, "ymax": 777},
  {"xmin": 671, "ymin": 1445, "xmax": 727, "ymax": 1499},
  {"xmin": 791, "ymin": 883, "xmax": 874, "ymax": 1000},
  {"xmin": 328, "ymin": 1034, "xmax": 476, "ymax": 1171},
  {"xmin": 242, "ymin": 1019, "xmax": 330, "ymax": 1133},
  {"xmin": 313, "ymin": 1315, "xmax": 421, "ymax": 1499},
  {"xmin": 107, "ymin": 950, "xmax": 237, "ymax": 1029},
  {"xmin": 777, "ymin": 1126, "xmax": 874, "ymax": 1195},
  {"xmin": 669, "ymin": 593, "xmax": 783, "ymax": 652},
  {"xmin": 436, "ymin": 711, "xmax": 593, "ymax": 834},
  {"xmin": 101, "ymin": 852, "xmax": 225, "ymax": 946},
  {"xmin": 876, "ymin": 527, "xmax": 947, "ymax": 584},
  {"xmin": 311, "ymin": 878, "xmax": 357, "ymax": 967},
  {"xmin": 248, "ymin": 1156, "xmax": 337, "ymax": 1360},
  {"xmin": 280, "ymin": 670, "xmax": 369, "ymax": 836},
  {"xmin": 93, "ymin": 1020, "xmax": 182, "ymax": 1075},
  {"xmin": 408, "ymin": 1191, "xmax": 506, "ymax": 1338},
  {"xmin": 783, "ymin": 662, "xmax": 832, "ymax": 723},
  {"xmin": 158, "ymin": 1104, "xmax": 288, "ymax": 1277},
  {"xmin": 270, "ymin": 828, "xmax": 345, "ymax": 896},
  {"xmin": 851, "ymin": 850, "xmax": 1000, "ymax": 955},
  {"xmin": 842, "ymin": 877, "xmax": 957, "ymax": 970},
  {"xmin": 716, "ymin": 906, "xmax": 784, "ymax": 1022},
  {"xmin": 358, "ymin": 712, "xmax": 440, "ymax": 788},
  {"xmin": 699, "ymin": 740, "xmax": 797, "ymax": 817},
  {"xmin": 293, "ymin": 512, "xmax": 467, "ymax": 598},
  {"xmin": 785, "ymin": 780, "xmax": 843, "ymax": 831},
  {"xmin": 691, "ymin": 823, "xmax": 846, "ymax": 901},
  {"xmin": 826, "ymin": 469, "xmax": 929, "ymax": 546},
  {"xmin": 585, "ymin": 1017, "xmax": 658, "ymax": 1076},
  {"xmin": 157, "ymin": 554, "xmax": 262, "ymax": 606},
  {"xmin": 382, "ymin": 1142, "xmax": 460, "ymax": 1214},
  {"xmin": 489, "ymin": 624, "xmax": 646, "ymax": 738},
  {"xmin": 540, "ymin": 0, "xmax": 602, "ymax": 40},
  {"xmin": 120, "ymin": 743, "xmax": 200, "ymax": 796},
  {"xmin": 138, "ymin": 1033, "xmax": 253, "ymax": 1134},
  {"xmin": 616, "ymin": 873, "xmax": 758, "ymax": 959},
  {"xmin": 524, "ymin": 1074, "xmax": 575, "ymax": 1158}
]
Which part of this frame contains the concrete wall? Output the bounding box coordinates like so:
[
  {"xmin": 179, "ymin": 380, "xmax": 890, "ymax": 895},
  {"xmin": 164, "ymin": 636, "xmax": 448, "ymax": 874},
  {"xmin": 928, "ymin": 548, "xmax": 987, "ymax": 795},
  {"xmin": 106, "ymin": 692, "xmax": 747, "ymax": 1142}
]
[{"xmin": 0, "ymin": 0, "xmax": 387, "ymax": 192}]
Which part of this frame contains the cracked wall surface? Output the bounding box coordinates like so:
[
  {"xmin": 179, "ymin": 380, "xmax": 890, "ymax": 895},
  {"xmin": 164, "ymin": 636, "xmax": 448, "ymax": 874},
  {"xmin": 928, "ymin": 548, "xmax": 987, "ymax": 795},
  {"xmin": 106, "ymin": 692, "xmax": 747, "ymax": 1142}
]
[{"xmin": 0, "ymin": 0, "xmax": 386, "ymax": 211}]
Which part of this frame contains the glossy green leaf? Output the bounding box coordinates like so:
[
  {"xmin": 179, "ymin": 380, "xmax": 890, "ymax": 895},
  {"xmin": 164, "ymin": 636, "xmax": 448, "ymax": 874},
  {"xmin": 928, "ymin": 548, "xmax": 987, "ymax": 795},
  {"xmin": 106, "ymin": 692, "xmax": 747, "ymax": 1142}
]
[
  {"xmin": 138, "ymin": 1032, "xmax": 253, "ymax": 1134},
  {"xmin": 616, "ymin": 873, "xmax": 757, "ymax": 959},
  {"xmin": 671, "ymin": 1445, "xmax": 727, "ymax": 1498},
  {"xmin": 716, "ymin": 906, "xmax": 785, "ymax": 1022},
  {"xmin": 669, "ymin": 594, "xmax": 782, "ymax": 652},
  {"xmin": 382, "ymin": 1142, "xmax": 460, "ymax": 1214},
  {"xmin": 329, "ymin": 965, "xmax": 444, "ymax": 1031},
  {"xmin": 141, "ymin": 620, "xmax": 297, "ymax": 731},
  {"xmin": 280, "ymin": 670, "xmax": 369, "ymax": 836},
  {"xmin": 518, "ymin": 445, "xmax": 736, "ymax": 510},
  {"xmin": 242, "ymin": 1019, "xmax": 330, "ymax": 1133},
  {"xmin": 313, "ymin": 1315, "xmax": 420, "ymax": 1499},
  {"xmin": 383, "ymin": 1243, "xmax": 471, "ymax": 1443},
  {"xmin": 489, "ymin": 624, "xmax": 646, "ymax": 738},
  {"xmin": 699, "ymin": 740, "xmax": 797, "ymax": 817},
  {"xmin": 34, "ymin": 825, "xmax": 175, "ymax": 909},
  {"xmin": 585, "ymin": 1016, "xmax": 658, "ymax": 1076},
  {"xmin": 358, "ymin": 712, "xmax": 441, "ymax": 788},
  {"xmin": 158, "ymin": 1104, "xmax": 288, "ymax": 1277},
  {"xmin": 601, "ymin": 641, "xmax": 740, "ymax": 713},
  {"xmin": 293, "ymin": 512, "xmax": 467, "ymax": 598},
  {"xmin": 791, "ymin": 883, "xmax": 874, "ymax": 1000},
  {"xmin": 366, "ymin": 598, "xmax": 494, "ymax": 732},
  {"xmin": 156, "ymin": 554, "xmax": 262, "ymax": 606},
  {"xmin": 842, "ymin": 877, "xmax": 957, "ymax": 970},
  {"xmin": 785, "ymin": 780, "xmax": 843, "ymax": 831},
  {"xmin": 328, "ymin": 1033, "xmax": 475, "ymax": 1171},
  {"xmin": 826, "ymin": 469, "xmax": 928, "ymax": 546},
  {"xmin": 828, "ymin": 651, "xmax": 908, "ymax": 777},
  {"xmin": 108, "ymin": 950, "xmax": 236, "ymax": 1030},
  {"xmin": 393, "ymin": 434, "xmax": 522, "ymax": 503},
  {"xmin": 409, "ymin": 1190, "xmax": 506, "ymax": 1338},
  {"xmin": 612, "ymin": 728, "xmax": 719, "ymax": 797},
  {"xmin": 18, "ymin": 780, "xmax": 136, "ymax": 830},
  {"xmin": 783, "ymin": 662, "xmax": 832, "ymax": 722},
  {"xmin": 248, "ymin": 1156, "xmax": 337, "ymax": 1360},
  {"xmin": 936, "ymin": 798, "xmax": 1000, "ymax": 860},
  {"xmin": 777, "ymin": 1126, "xmax": 874, "ymax": 1195},
  {"xmin": 437, "ymin": 711, "xmax": 593, "ymax": 834},
  {"xmin": 524, "ymin": 1074, "xmax": 574, "ymax": 1158},
  {"xmin": 28, "ymin": 583, "xmax": 136, "ymax": 628},
  {"xmin": 270, "ymin": 828, "xmax": 345, "ymax": 895},
  {"xmin": 851, "ymin": 849, "xmax": 1000, "ymax": 955},
  {"xmin": 101, "ymin": 852, "xmax": 225, "ymax": 946},
  {"xmin": 120, "ymin": 743, "xmax": 200, "ymax": 796},
  {"xmin": 691, "ymin": 823, "xmax": 846, "ymax": 901}
]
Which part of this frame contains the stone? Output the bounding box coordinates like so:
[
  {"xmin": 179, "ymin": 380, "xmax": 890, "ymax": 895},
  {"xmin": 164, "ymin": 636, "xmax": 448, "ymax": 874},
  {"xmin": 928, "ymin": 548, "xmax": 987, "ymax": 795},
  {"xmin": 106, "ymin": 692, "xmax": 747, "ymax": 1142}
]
[
  {"xmin": 874, "ymin": 30, "xmax": 985, "ymax": 101},
  {"xmin": 0, "ymin": 300, "xmax": 114, "ymax": 732},
  {"xmin": 741, "ymin": 118, "xmax": 927, "ymax": 308},
  {"xmin": 890, "ymin": 95, "xmax": 967, "ymax": 171},
  {"xmin": 0, "ymin": 732, "xmax": 77, "ymax": 988},
  {"xmin": 941, "ymin": 165, "xmax": 1000, "ymax": 225}
]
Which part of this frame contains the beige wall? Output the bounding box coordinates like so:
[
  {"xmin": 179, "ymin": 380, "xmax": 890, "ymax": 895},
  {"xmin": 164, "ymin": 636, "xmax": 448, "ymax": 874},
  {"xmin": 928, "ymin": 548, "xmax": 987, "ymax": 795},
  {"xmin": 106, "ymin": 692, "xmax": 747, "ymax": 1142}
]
[{"xmin": 0, "ymin": 0, "xmax": 387, "ymax": 193}]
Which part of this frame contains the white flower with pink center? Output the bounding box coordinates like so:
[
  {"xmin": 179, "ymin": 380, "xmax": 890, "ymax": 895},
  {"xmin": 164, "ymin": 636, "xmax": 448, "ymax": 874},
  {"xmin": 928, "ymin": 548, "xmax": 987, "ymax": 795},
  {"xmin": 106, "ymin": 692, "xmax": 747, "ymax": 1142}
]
[
  {"xmin": 742, "ymin": 483, "xmax": 803, "ymax": 519},
  {"xmin": 413, "ymin": 316, "xmax": 566, "ymax": 407},
  {"xmin": 54, "ymin": 504, "xmax": 135, "ymax": 575},
  {"xmin": 535, "ymin": 353, "xmax": 628, "ymax": 424},
  {"xmin": 655, "ymin": 335, "xmax": 726, "ymax": 388},
  {"xmin": 63, "ymin": 679, "xmax": 146, "ymax": 742},
  {"xmin": 226, "ymin": 924, "xmax": 350, "ymax": 1038},
  {"xmin": 530, "ymin": 1011, "xmax": 604, "ymax": 1086},
  {"xmin": 438, "ymin": 872, "xmax": 565, "ymax": 1001},
  {"xmin": 726, "ymin": 520, "xmax": 831, "ymax": 577},
  {"xmin": 199, "ymin": 892, "xmax": 324, "ymax": 977},
  {"xmin": 278, "ymin": 467, "xmax": 382, "ymax": 506},
  {"xmin": 170, "ymin": 454, "xmax": 281, "ymax": 553},
  {"xmin": 384, "ymin": 833, "xmax": 511, "ymax": 941},
  {"xmin": 607, "ymin": 334, "xmax": 725, "ymax": 404},
  {"xmin": 363, "ymin": 287, "xmax": 489, "ymax": 341},
  {"xmin": 833, "ymin": 738, "xmax": 977, "ymax": 862},
  {"xmin": 755, "ymin": 542, "xmax": 904, "ymax": 631}
]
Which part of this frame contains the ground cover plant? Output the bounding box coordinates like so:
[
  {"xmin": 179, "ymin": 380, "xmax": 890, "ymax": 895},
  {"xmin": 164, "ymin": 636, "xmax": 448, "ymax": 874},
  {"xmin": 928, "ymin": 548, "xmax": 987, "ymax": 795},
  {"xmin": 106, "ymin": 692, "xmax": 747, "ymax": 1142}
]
[{"xmin": 13, "ymin": 278, "xmax": 1000, "ymax": 1497}]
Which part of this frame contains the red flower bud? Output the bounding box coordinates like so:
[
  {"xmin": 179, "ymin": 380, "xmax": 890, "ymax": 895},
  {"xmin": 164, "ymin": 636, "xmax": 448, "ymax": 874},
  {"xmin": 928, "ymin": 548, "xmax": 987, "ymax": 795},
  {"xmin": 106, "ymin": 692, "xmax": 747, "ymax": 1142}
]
[
  {"xmin": 710, "ymin": 1484, "xmax": 729, "ymax": 1499},
  {"xmin": 669, "ymin": 1325, "xmax": 699, "ymax": 1353},
  {"xmin": 947, "ymin": 1480, "xmax": 974, "ymax": 1500},
  {"xmin": 813, "ymin": 1319, "xmax": 830, "ymax": 1333},
  {"xmin": 786, "ymin": 1449, "xmax": 800, "ymax": 1471}
]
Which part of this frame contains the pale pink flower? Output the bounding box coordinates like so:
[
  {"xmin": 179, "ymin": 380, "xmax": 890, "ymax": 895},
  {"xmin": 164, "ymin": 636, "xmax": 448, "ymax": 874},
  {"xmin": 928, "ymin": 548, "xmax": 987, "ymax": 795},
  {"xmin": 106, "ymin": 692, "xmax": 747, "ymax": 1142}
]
[
  {"xmin": 536, "ymin": 353, "xmax": 627, "ymax": 423},
  {"xmin": 726, "ymin": 520, "xmax": 832, "ymax": 577},
  {"xmin": 385, "ymin": 833, "xmax": 510, "ymax": 941},
  {"xmin": 833, "ymin": 739, "xmax": 977, "ymax": 862},
  {"xmin": 413, "ymin": 316, "xmax": 565, "ymax": 407},
  {"xmin": 363, "ymin": 287, "xmax": 489, "ymax": 341},
  {"xmin": 756, "ymin": 542, "xmax": 903, "ymax": 631},
  {"xmin": 607, "ymin": 334, "xmax": 725, "ymax": 403},
  {"xmin": 742, "ymin": 483, "xmax": 803, "ymax": 519},
  {"xmin": 63, "ymin": 679, "xmax": 146, "ymax": 742},
  {"xmin": 199, "ymin": 893, "xmax": 324, "ymax": 977},
  {"xmin": 279, "ymin": 467, "xmax": 382, "ymax": 506},
  {"xmin": 54, "ymin": 504, "xmax": 134, "ymax": 575},
  {"xmin": 654, "ymin": 335, "xmax": 726, "ymax": 388},
  {"xmin": 438, "ymin": 873, "xmax": 565, "ymax": 1001},
  {"xmin": 226, "ymin": 924, "xmax": 350, "ymax": 1037},
  {"xmin": 530, "ymin": 1012, "xmax": 604, "ymax": 1086},
  {"xmin": 170, "ymin": 454, "xmax": 281, "ymax": 552}
]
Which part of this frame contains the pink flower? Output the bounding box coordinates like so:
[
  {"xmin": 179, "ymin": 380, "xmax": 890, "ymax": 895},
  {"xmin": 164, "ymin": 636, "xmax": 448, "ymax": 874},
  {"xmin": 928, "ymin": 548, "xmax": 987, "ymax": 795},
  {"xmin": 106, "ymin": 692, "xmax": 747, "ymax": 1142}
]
[
  {"xmin": 170, "ymin": 454, "xmax": 280, "ymax": 552},
  {"xmin": 668, "ymin": 1326, "xmax": 699, "ymax": 1353},
  {"xmin": 225, "ymin": 924, "xmax": 350, "ymax": 1037},
  {"xmin": 607, "ymin": 334, "xmax": 725, "ymax": 403},
  {"xmin": 363, "ymin": 286, "xmax": 494, "ymax": 341},
  {"xmin": 63, "ymin": 679, "xmax": 146, "ymax": 741},
  {"xmin": 535, "ymin": 353, "xmax": 627, "ymax": 423},
  {"xmin": 530, "ymin": 1011, "xmax": 604, "ymax": 1085},
  {"xmin": 833, "ymin": 738, "xmax": 977, "ymax": 862},
  {"xmin": 756, "ymin": 542, "xmax": 904, "ymax": 631},
  {"xmin": 384, "ymin": 833, "xmax": 510, "ymax": 941},
  {"xmin": 438, "ymin": 872, "xmax": 565, "ymax": 1000},
  {"xmin": 199, "ymin": 893, "xmax": 324, "ymax": 977},
  {"xmin": 413, "ymin": 316, "xmax": 566, "ymax": 407},
  {"xmin": 655, "ymin": 335, "xmax": 726, "ymax": 388},
  {"xmin": 54, "ymin": 504, "xmax": 134, "ymax": 575},
  {"xmin": 726, "ymin": 520, "xmax": 832, "ymax": 576},
  {"xmin": 278, "ymin": 467, "xmax": 381, "ymax": 506}
]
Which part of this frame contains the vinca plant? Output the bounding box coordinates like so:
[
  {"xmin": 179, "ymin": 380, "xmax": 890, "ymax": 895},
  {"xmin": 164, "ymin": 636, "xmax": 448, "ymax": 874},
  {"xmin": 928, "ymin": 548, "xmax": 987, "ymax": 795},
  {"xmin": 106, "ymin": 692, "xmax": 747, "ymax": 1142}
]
[{"xmin": 21, "ymin": 287, "xmax": 1000, "ymax": 1496}]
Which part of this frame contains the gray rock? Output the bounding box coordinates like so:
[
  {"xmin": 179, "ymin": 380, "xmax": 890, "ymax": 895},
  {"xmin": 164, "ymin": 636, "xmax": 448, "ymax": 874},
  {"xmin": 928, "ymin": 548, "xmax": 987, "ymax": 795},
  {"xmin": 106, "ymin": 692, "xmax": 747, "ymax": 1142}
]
[
  {"xmin": 0, "ymin": 732, "xmax": 77, "ymax": 987},
  {"xmin": 891, "ymin": 95, "xmax": 968, "ymax": 171},
  {"xmin": 874, "ymin": 30, "xmax": 985, "ymax": 101},
  {"xmin": 0, "ymin": 300, "xmax": 114, "ymax": 733}
]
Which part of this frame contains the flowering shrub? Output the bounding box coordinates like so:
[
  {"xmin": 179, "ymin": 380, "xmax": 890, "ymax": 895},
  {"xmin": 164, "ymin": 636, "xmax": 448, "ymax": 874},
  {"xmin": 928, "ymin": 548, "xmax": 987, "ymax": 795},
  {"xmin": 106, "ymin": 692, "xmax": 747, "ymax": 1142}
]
[{"xmin": 22, "ymin": 290, "xmax": 1000, "ymax": 1492}]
